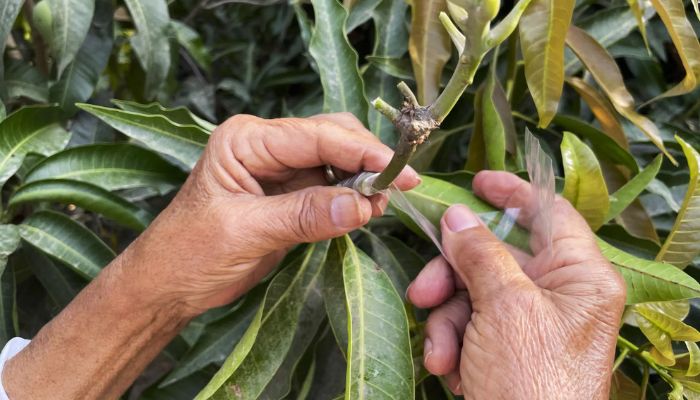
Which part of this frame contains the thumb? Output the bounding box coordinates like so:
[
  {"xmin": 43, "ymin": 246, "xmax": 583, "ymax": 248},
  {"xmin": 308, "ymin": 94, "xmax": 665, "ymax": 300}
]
[
  {"xmin": 441, "ymin": 205, "xmax": 533, "ymax": 303},
  {"xmin": 252, "ymin": 186, "xmax": 372, "ymax": 252}
]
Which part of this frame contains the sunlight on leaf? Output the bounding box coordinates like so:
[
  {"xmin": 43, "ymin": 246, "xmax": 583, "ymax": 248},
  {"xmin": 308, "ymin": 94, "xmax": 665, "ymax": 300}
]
[{"xmin": 561, "ymin": 132, "xmax": 609, "ymax": 230}]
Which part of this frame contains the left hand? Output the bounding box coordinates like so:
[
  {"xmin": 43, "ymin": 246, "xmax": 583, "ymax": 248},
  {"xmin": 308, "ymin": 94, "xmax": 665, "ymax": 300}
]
[{"xmin": 120, "ymin": 112, "xmax": 420, "ymax": 316}]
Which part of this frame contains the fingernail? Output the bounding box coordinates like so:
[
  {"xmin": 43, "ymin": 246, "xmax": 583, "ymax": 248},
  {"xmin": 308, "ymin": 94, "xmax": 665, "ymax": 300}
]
[
  {"xmin": 331, "ymin": 193, "xmax": 366, "ymax": 229},
  {"xmin": 423, "ymin": 338, "xmax": 433, "ymax": 364},
  {"xmin": 445, "ymin": 205, "xmax": 481, "ymax": 232}
]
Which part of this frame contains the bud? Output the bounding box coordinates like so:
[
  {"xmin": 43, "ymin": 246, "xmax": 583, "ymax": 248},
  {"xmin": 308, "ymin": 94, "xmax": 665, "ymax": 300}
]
[{"xmin": 32, "ymin": 1, "xmax": 53, "ymax": 41}]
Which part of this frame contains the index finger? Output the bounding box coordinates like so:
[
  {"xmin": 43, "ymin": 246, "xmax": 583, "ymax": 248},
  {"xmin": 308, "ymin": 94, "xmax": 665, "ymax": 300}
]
[
  {"xmin": 225, "ymin": 114, "xmax": 420, "ymax": 191},
  {"xmin": 472, "ymin": 171, "xmax": 599, "ymax": 260}
]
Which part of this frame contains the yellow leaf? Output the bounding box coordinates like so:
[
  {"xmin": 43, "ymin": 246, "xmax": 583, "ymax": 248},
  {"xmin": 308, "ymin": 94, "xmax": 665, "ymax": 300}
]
[
  {"xmin": 627, "ymin": 0, "xmax": 651, "ymax": 51},
  {"xmin": 609, "ymin": 370, "xmax": 642, "ymax": 400},
  {"xmin": 519, "ymin": 0, "xmax": 575, "ymax": 127},
  {"xmin": 635, "ymin": 304, "xmax": 700, "ymax": 360},
  {"xmin": 656, "ymin": 137, "xmax": 700, "ymax": 268},
  {"xmin": 566, "ymin": 77, "xmax": 628, "ymax": 149},
  {"xmin": 565, "ymin": 26, "xmax": 678, "ymax": 165},
  {"xmin": 687, "ymin": 341, "xmax": 700, "ymax": 377},
  {"xmin": 649, "ymin": 0, "xmax": 700, "ymax": 100},
  {"xmin": 409, "ymin": 0, "xmax": 452, "ymax": 104}
]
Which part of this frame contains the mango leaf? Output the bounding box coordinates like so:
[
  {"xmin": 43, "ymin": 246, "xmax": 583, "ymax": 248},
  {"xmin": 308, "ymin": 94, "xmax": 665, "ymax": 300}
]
[
  {"xmin": 648, "ymin": 0, "xmax": 700, "ymax": 100},
  {"xmin": 0, "ymin": 0, "xmax": 23, "ymax": 89},
  {"xmin": 610, "ymin": 370, "xmax": 642, "ymax": 400},
  {"xmin": 403, "ymin": 176, "xmax": 700, "ymax": 304},
  {"xmin": 561, "ymin": 132, "xmax": 609, "ymax": 231},
  {"xmin": 635, "ymin": 305, "xmax": 700, "ymax": 359},
  {"xmin": 44, "ymin": 0, "xmax": 95, "ymax": 78},
  {"xmin": 124, "ymin": 0, "xmax": 171, "ymax": 99},
  {"xmin": 10, "ymin": 179, "xmax": 153, "ymax": 231},
  {"xmin": 0, "ymin": 225, "xmax": 19, "ymax": 271},
  {"xmin": 627, "ymin": 0, "xmax": 650, "ymax": 50},
  {"xmin": 552, "ymin": 115, "xmax": 638, "ymax": 174},
  {"xmin": 25, "ymin": 144, "xmax": 185, "ymax": 194},
  {"xmin": 161, "ymin": 293, "xmax": 261, "ymax": 387},
  {"xmin": 308, "ymin": 0, "xmax": 368, "ymax": 125},
  {"xmin": 408, "ymin": 0, "xmax": 451, "ymax": 104},
  {"xmin": 565, "ymin": 26, "xmax": 677, "ymax": 165},
  {"xmin": 365, "ymin": 0, "xmax": 408, "ymax": 144},
  {"xmin": 323, "ymin": 238, "xmax": 349, "ymax": 354},
  {"xmin": 15, "ymin": 246, "xmax": 83, "ymax": 309},
  {"xmin": 481, "ymin": 53, "xmax": 516, "ymax": 171},
  {"xmin": 49, "ymin": 0, "xmax": 113, "ymax": 115},
  {"xmin": 656, "ymin": 137, "xmax": 700, "ymax": 268},
  {"xmin": 346, "ymin": 0, "xmax": 381, "ymax": 31},
  {"xmin": 171, "ymin": 20, "xmax": 211, "ymax": 73},
  {"xmin": 466, "ymin": 87, "xmax": 486, "ymax": 172},
  {"xmin": 196, "ymin": 242, "xmax": 329, "ymax": 400},
  {"xmin": 599, "ymin": 240, "xmax": 700, "ymax": 304},
  {"xmin": 342, "ymin": 235, "xmax": 414, "ymax": 399},
  {"xmin": 564, "ymin": 6, "xmax": 647, "ymax": 74},
  {"xmin": 19, "ymin": 210, "xmax": 115, "ymax": 279},
  {"xmin": 359, "ymin": 230, "xmax": 424, "ymax": 297},
  {"xmin": 77, "ymin": 104, "xmax": 209, "ymax": 169},
  {"xmin": 112, "ymin": 100, "xmax": 216, "ymax": 133},
  {"xmin": 687, "ymin": 341, "xmax": 700, "ymax": 377},
  {"xmin": 5, "ymin": 60, "xmax": 49, "ymax": 103},
  {"xmin": 519, "ymin": 0, "xmax": 575, "ymax": 127},
  {"xmin": 0, "ymin": 105, "xmax": 71, "ymax": 188},
  {"xmin": 606, "ymin": 155, "xmax": 663, "ymax": 223},
  {"xmin": 565, "ymin": 78, "xmax": 628, "ymax": 149}
]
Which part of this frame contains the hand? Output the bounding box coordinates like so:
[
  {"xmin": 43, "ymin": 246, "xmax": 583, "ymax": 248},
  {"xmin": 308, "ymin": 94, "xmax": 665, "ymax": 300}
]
[
  {"xmin": 407, "ymin": 171, "xmax": 626, "ymax": 399},
  {"xmin": 124, "ymin": 112, "xmax": 420, "ymax": 316}
]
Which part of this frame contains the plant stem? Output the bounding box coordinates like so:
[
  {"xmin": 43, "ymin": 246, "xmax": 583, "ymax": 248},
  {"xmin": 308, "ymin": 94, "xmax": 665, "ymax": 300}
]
[
  {"xmin": 612, "ymin": 347, "xmax": 630, "ymax": 372},
  {"xmin": 429, "ymin": 54, "xmax": 483, "ymax": 124},
  {"xmin": 616, "ymin": 336, "xmax": 679, "ymax": 389}
]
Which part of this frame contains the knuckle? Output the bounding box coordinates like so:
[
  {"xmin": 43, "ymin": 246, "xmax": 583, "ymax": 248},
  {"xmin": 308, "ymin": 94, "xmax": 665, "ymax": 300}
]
[{"xmin": 289, "ymin": 190, "xmax": 319, "ymax": 240}]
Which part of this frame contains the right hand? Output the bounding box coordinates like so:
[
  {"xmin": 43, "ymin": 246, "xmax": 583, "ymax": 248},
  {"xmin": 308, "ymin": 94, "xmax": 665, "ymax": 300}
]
[{"xmin": 407, "ymin": 171, "xmax": 626, "ymax": 399}]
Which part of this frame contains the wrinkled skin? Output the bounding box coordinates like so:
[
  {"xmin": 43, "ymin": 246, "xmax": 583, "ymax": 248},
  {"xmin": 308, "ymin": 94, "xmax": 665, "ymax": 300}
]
[{"xmin": 407, "ymin": 171, "xmax": 626, "ymax": 399}]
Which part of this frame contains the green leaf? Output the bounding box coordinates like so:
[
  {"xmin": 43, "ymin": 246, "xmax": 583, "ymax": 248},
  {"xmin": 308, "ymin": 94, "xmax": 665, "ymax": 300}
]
[
  {"xmin": 365, "ymin": 0, "xmax": 408, "ymax": 144},
  {"xmin": 308, "ymin": 0, "xmax": 369, "ymax": 125},
  {"xmin": 599, "ymin": 239, "xmax": 700, "ymax": 304},
  {"xmin": 656, "ymin": 137, "xmax": 700, "ymax": 269},
  {"xmin": 10, "ymin": 179, "xmax": 153, "ymax": 231},
  {"xmin": 552, "ymin": 115, "xmax": 638, "ymax": 174},
  {"xmin": 342, "ymin": 235, "xmax": 414, "ymax": 399},
  {"xmin": 196, "ymin": 242, "xmax": 330, "ymax": 400},
  {"xmin": 45, "ymin": 0, "xmax": 95, "ymax": 78},
  {"xmin": 5, "ymin": 60, "xmax": 49, "ymax": 102},
  {"xmin": 606, "ymin": 155, "xmax": 663, "ymax": 222},
  {"xmin": 360, "ymin": 230, "xmax": 424, "ymax": 297},
  {"xmin": 15, "ymin": 246, "xmax": 83, "ymax": 309},
  {"xmin": 0, "ymin": 0, "xmax": 23, "ymax": 90},
  {"xmin": 519, "ymin": 0, "xmax": 575, "ymax": 127},
  {"xmin": 561, "ymin": 132, "xmax": 610, "ymax": 231},
  {"xmin": 648, "ymin": 0, "xmax": 700, "ymax": 100},
  {"xmin": 25, "ymin": 144, "xmax": 185, "ymax": 194},
  {"xmin": 565, "ymin": 26, "xmax": 677, "ymax": 165},
  {"xmin": 124, "ymin": 0, "xmax": 171, "ymax": 99},
  {"xmin": 19, "ymin": 210, "xmax": 115, "ymax": 279},
  {"xmin": 346, "ymin": 0, "xmax": 381, "ymax": 32},
  {"xmin": 171, "ymin": 20, "xmax": 211, "ymax": 73},
  {"xmin": 0, "ymin": 253, "xmax": 16, "ymax": 346},
  {"xmin": 408, "ymin": 0, "xmax": 451, "ymax": 104},
  {"xmin": 635, "ymin": 305, "xmax": 700, "ymax": 359},
  {"xmin": 161, "ymin": 294, "xmax": 261, "ymax": 387},
  {"xmin": 77, "ymin": 104, "xmax": 209, "ymax": 169},
  {"xmin": 323, "ymin": 238, "xmax": 349, "ymax": 354},
  {"xmin": 466, "ymin": 87, "xmax": 486, "ymax": 172},
  {"xmin": 0, "ymin": 105, "xmax": 71, "ymax": 188},
  {"xmin": 627, "ymin": 0, "xmax": 650, "ymax": 51},
  {"xmin": 564, "ymin": 7, "xmax": 644, "ymax": 74},
  {"xmin": 49, "ymin": 0, "xmax": 113, "ymax": 115},
  {"xmin": 0, "ymin": 225, "xmax": 19, "ymax": 271},
  {"xmin": 112, "ymin": 100, "xmax": 216, "ymax": 133},
  {"xmin": 481, "ymin": 54, "xmax": 516, "ymax": 171},
  {"xmin": 687, "ymin": 341, "xmax": 700, "ymax": 377}
]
